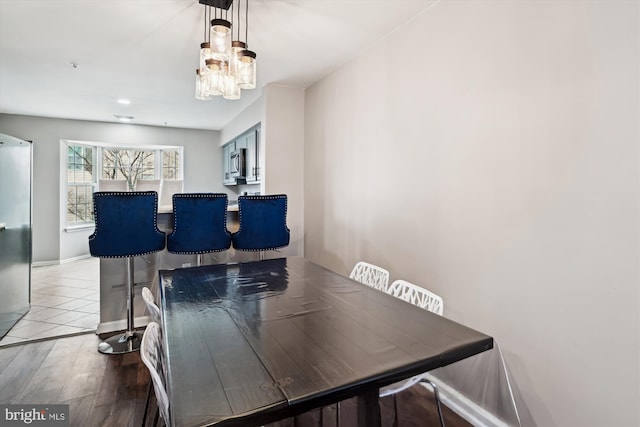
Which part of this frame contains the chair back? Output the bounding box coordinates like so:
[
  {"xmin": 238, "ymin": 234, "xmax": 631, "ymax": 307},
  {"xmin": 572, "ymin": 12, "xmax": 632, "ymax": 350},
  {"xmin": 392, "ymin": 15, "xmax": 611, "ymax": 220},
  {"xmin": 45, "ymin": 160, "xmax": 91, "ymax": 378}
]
[
  {"xmin": 142, "ymin": 287, "xmax": 162, "ymax": 325},
  {"xmin": 141, "ymin": 322, "xmax": 170, "ymax": 425},
  {"xmin": 232, "ymin": 195, "xmax": 290, "ymax": 251},
  {"xmin": 98, "ymin": 179, "xmax": 129, "ymax": 191},
  {"xmin": 167, "ymin": 193, "xmax": 231, "ymax": 254},
  {"xmin": 135, "ymin": 179, "xmax": 162, "ymax": 193},
  {"xmin": 159, "ymin": 179, "xmax": 184, "ymax": 211},
  {"xmin": 88, "ymin": 191, "xmax": 165, "ymax": 258},
  {"xmin": 386, "ymin": 279, "xmax": 444, "ymax": 315},
  {"xmin": 349, "ymin": 261, "xmax": 390, "ymax": 291}
]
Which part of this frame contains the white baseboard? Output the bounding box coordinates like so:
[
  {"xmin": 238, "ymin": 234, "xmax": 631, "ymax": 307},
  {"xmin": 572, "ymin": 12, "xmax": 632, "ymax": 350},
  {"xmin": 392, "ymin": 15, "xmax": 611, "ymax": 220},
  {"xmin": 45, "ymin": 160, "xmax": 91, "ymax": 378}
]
[
  {"xmin": 422, "ymin": 374, "xmax": 511, "ymax": 427},
  {"xmin": 32, "ymin": 254, "xmax": 92, "ymax": 267}
]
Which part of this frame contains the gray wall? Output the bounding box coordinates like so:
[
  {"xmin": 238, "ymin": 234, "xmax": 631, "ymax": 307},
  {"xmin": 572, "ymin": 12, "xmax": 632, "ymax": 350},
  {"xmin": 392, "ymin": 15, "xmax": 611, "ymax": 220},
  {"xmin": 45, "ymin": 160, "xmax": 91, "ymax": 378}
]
[
  {"xmin": 0, "ymin": 114, "xmax": 220, "ymax": 264},
  {"xmin": 304, "ymin": 1, "xmax": 638, "ymax": 426}
]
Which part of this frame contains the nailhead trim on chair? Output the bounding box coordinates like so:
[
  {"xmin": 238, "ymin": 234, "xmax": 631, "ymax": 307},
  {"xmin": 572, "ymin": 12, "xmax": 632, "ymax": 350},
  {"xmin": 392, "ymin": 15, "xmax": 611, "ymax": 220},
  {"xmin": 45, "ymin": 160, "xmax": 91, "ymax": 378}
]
[
  {"xmin": 235, "ymin": 194, "xmax": 289, "ymax": 252},
  {"xmin": 168, "ymin": 193, "xmax": 230, "ymax": 254},
  {"xmin": 88, "ymin": 191, "xmax": 163, "ymax": 258}
]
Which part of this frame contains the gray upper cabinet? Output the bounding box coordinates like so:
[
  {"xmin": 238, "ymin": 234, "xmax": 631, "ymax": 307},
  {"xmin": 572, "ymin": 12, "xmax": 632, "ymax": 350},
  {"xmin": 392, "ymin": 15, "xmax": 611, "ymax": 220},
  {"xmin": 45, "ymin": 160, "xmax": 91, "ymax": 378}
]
[
  {"xmin": 245, "ymin": 127, "xmax": 260, "ymax": 184},
  {"xmin": 222, "ymin": 124, "xmax": 261, "ymax": 186},
  {"xmin": 222, "ymin": 143, "xmax": 235, "ymax": 185}
]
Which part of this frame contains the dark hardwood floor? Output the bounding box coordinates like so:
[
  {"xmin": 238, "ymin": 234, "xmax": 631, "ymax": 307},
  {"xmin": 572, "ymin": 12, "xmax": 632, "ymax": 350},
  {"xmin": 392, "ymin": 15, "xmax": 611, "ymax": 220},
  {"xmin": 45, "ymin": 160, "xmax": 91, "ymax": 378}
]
[{"xmin": 0, "ymin": 333, "xmax": 472, "ymax": 427}]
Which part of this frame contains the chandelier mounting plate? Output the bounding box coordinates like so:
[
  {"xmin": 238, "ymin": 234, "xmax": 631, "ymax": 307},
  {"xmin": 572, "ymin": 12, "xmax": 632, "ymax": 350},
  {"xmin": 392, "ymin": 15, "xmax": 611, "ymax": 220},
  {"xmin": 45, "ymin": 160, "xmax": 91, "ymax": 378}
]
[{"xmin": 198, "ymin": 0, "xmax": 233, "ymax": 10}]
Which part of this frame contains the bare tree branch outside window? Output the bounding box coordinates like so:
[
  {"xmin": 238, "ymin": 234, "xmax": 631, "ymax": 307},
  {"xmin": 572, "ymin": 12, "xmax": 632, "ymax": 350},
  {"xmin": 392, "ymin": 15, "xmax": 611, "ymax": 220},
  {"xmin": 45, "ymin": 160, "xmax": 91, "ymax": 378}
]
[{"xmin": 66, "ymin": 144, "xmax": 181, "ymax": 226}]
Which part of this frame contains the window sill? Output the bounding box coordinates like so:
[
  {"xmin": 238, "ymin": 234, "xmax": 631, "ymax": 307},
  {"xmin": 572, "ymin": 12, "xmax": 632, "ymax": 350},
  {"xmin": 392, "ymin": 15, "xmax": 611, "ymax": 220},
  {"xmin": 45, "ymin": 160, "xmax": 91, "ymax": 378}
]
[{"xmin": 64, "ymin": 224, "xmax": 95, "ymax": 233}]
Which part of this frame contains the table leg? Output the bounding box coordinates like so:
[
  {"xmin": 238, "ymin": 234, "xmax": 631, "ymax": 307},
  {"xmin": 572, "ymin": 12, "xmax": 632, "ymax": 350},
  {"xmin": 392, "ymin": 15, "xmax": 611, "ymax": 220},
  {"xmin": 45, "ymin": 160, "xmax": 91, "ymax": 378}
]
[{"xmin": 357, "ymin": 388, "xmax": 381, "ymax": 427}]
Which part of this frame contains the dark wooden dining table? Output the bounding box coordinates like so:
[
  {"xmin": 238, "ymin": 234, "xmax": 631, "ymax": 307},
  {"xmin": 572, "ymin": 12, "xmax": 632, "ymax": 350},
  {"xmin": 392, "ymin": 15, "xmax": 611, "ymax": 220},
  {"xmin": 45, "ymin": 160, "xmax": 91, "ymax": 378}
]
[{"xmin": 158, "ymin": 257, "xmax": 493, "ymax": 427}]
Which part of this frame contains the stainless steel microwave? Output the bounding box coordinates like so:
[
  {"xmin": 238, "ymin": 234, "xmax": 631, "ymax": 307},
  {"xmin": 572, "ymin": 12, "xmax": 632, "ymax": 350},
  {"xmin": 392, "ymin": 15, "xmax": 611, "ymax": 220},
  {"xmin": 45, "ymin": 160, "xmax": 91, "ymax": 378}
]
[{"xmin": 230, "ymin": 148, "xmax": 246, "ymax": 178}]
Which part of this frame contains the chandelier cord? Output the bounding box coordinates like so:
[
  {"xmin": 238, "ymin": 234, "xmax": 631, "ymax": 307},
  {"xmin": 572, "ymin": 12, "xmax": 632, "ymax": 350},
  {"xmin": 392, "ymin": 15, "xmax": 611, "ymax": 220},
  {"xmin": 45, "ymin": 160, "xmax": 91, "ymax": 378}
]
[
  {"xmin": 230, "ymin": 1, "xmax": 234, "ymax": 40},
  {"xmin": 236, "ymin": 0, "xmax": 241, "ymax": 42},
  {"xmin": 203, "ymin": 4, "xmax": 206, "ymax": 42},
  {"xmin": 245, "ymin": 0, "xmax": 249, "ymax": 47}
]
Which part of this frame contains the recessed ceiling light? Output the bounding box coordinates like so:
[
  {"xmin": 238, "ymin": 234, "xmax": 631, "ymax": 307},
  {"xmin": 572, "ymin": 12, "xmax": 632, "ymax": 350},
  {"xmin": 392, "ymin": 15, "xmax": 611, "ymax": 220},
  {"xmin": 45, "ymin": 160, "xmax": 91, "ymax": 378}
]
[
  {"xmin": 117, "ymin": 99, "xmax": 131, "ymax": 105},
  {"xmin": 114, "ymin": 115, "xmax": 134, "ymax": 122}
]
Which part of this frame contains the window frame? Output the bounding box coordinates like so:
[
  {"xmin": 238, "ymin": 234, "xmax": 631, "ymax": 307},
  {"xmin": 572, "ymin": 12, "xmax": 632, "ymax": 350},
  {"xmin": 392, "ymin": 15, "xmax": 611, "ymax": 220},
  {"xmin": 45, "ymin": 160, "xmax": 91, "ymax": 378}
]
[{"xmin": 63, "ymin": 140, "xmax": 183, "ymax": 230}]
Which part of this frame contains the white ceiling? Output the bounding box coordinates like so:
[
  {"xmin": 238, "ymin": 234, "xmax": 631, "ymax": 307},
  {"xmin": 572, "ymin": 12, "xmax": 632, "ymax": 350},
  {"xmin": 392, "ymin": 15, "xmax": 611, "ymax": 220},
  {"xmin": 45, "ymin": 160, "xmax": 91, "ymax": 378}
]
[{"xmin": 0, "ymin": 0, "xmax": 437, "ymax": 130}]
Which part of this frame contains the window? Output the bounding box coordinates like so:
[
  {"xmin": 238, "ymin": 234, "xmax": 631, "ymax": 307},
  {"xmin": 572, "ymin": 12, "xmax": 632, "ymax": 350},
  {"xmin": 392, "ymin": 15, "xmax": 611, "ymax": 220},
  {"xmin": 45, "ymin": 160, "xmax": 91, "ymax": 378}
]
[
  {"xmin": 101, "ymin": 148, "xmax": 156, "ymax": 189},
  {"xmin": 65, "ymin": 141, "xmax": 183, "ymax": 227},
  {"xmin": 163, "ymin": 150, "xmax": 180, "ymax": 179},
  {"xmin": 67, "ymin": 145, "xmax": 95, "ymax": 225}
]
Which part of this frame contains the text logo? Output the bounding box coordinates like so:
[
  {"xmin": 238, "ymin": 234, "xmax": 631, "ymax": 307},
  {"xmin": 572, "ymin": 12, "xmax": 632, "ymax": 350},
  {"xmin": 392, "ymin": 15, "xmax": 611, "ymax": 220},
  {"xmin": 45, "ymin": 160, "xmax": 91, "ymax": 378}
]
[{"xmin": 0, "ymin": 405, "xmax": 69, "ymax": 426}]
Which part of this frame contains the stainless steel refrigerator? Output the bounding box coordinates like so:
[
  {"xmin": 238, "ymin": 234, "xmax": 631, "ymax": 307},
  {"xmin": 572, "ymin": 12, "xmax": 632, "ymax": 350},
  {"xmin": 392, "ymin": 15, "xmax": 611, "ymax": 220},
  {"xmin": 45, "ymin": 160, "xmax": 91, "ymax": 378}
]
[{"xmin": 0, "ymin": 133, "xmax": 32, "ymax": 339}]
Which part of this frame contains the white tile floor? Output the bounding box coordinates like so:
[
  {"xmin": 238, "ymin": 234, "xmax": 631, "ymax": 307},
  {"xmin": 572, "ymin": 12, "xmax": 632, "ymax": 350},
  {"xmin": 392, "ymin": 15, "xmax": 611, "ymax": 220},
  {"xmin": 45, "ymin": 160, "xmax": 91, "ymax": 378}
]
[{"xmin": 0, "ymin": 257, "xmax": 100, "ymax": 347}]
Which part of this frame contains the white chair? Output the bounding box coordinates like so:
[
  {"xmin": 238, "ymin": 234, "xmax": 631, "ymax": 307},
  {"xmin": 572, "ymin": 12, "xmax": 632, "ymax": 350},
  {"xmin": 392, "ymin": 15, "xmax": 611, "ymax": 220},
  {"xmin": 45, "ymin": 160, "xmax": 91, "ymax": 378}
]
[
  {"xmin": 382, "ymin": 279, "xmax": 445, "ymax": 427},
  {"xmin": 142, "ymin": 286, "xmax": 161, "ymax": 325},
  {"xmin": 98, "ymin": 179, "xmax": 128, "ymax": 191},
  {"xmin": 142, "ymin": 287, "xmax": 163, "ymax": 426},
  {"xmin": 385, "ymin": 279, "xmax": 444, "ymax": 315},
  {"xmin": 335, "ymin": 261, "xmax": 390, "ymax": 424},
  {"xmin": 141, "ymin": 322, "xmax": 169, "ymax": 427},
  {"xmin": 349, "ymin": 261, "xmax": 390, "ymax": 291},
  {"xmin": 158, "ymin": 179, "xmax": 184, "ymax": 211},
  {"xmin": 135, "ymin": 179, "xmax": 162, "ymax": 194}
]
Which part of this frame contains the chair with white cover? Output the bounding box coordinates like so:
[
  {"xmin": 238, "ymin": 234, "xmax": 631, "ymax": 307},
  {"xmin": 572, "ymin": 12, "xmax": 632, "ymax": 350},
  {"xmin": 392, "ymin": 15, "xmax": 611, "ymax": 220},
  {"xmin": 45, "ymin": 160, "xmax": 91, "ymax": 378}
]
[
  {"xmin": 141, "ymin": 322, "xmax": 169, "ymax": 427},
  {"xmin": 349, "ymin": 261, "xmax": 390, "ymax": 292},
  {"xmin": 98, "ymin": 179, "xmax": 129, "ymax": 191},
  {"xmin": 135, "ymin": 179, "xmax": 162, "ymax": 194},
  {"xmin": 158, "ymin": 179, "xmax": 183, "ymax": 211},
  {"xmin": 382, "ymin": 279, "xmax": 445, "ymax": 427}
]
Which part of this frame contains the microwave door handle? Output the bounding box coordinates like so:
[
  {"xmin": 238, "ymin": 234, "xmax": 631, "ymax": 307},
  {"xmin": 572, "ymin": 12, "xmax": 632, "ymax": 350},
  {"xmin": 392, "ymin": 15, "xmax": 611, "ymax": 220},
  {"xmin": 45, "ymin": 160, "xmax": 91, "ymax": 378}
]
[{"xmin": 235, "ymin": 155, "xmax": 239, "ymax": 172}]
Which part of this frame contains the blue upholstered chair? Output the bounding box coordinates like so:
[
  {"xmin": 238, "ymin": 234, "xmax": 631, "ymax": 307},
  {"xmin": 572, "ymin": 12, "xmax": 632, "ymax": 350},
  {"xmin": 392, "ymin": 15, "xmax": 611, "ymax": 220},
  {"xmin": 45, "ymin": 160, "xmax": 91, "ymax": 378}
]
[
  {"xmin": 232, "ymin": 194, "xmax": 290, "ymax": 260},
  {"xmin": 166, "ymin": 193, "xmax": 231, "ymax": 266},
  {"xmin": 89, "ymin": 191, "xmax": 166, "ymax": 354}
]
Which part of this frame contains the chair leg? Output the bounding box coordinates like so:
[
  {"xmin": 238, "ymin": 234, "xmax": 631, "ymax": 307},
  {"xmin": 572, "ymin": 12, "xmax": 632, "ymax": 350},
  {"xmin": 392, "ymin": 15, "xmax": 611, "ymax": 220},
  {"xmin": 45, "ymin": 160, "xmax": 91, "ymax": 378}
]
[
  {"xmin": 152, "ymin": 408, "xmax": 159, "ymax": 427},
  {"xmin": 142, "ymin": 382, "xmax": 152, "ymax": 426},
  {"xmin": 392, "ymin": 394, "xmax": 399, "ymax": 427},
  {"xmin": 98, "ymin": 256, "xmax": 141, "ymax": 354},
  {"xmin": 422, "ymin": 379, "xmax": 445, "ymax": 427},
  {"xmin": 336, "ymin": 401, "xmax": 340, "ymax": 426}
]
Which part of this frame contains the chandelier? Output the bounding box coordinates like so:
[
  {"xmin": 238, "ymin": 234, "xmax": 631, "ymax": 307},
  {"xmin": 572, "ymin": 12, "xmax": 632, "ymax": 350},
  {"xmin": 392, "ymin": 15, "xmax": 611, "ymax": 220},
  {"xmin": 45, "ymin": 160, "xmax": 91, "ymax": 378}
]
[{"xmin": 195, "ymin": 0, "xmax": 257, "ymax": 101}]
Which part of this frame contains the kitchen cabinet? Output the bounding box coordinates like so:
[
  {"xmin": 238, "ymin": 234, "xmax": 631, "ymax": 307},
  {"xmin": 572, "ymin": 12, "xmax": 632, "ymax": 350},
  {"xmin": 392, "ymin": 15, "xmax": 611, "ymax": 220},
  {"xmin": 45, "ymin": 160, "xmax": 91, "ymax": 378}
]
[
  {"xmin": 245, "ymin": 128, "xmax": 260, "ymax": 184},
  {"xmin": 221, "ymin": 124, "xmax": 261, "ymax": 186},
  {"xmin": 222, "ymin": 143, "xmax": 235, "ymax": 185}
]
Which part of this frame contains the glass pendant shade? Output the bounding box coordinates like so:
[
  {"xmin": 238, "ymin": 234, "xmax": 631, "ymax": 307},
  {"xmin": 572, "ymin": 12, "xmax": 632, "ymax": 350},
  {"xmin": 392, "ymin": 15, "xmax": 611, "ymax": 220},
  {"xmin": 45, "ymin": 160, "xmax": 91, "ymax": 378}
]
[
  {"xmin": 199, "ymin": 42, "xmax": 212, "ymax": 73},
  {"xmin": 222, "ymin": 72, "xmax": 240, "ymax": 100},
  {"xmin": 210, "ymin": 19, "xmax": 232, "ymax": 60},
  {"xmin": 195, "ymin": 69, "xmax": 212, "ymax": 100},
  {"xmin": 205, "ymin": 59, "xmax": 224, "ymax": 96},
  {"xmin": 236, "ymin": 50, "xmax": 256, "ymax": 89},
  {"xmin": 230, "ymin": 41, "xmax": 246, "ymax": 75}
]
